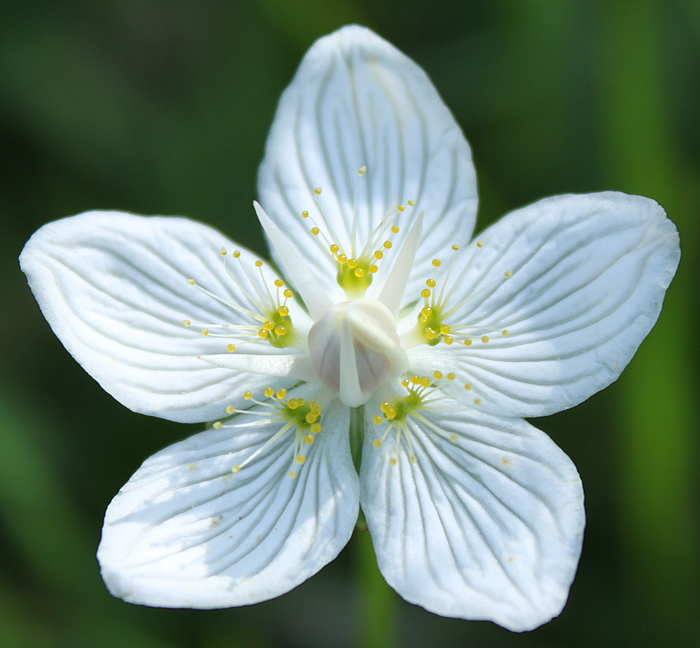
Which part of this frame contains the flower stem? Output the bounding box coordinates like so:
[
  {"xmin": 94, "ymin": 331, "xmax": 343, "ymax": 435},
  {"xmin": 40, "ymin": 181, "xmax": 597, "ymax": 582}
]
[{"xmin": 355, "ymin": 524, "xmax": 397, "ymax": 648}]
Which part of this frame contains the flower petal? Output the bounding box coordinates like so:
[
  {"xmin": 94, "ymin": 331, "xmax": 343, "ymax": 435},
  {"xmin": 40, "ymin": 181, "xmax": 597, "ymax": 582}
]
[
  {"xmin": 20, "ymin": 211, "xmax": 312, "ymax": 423},
  {"xmin": 361, "ymin": 403, "xmax": 584, "ymax": 632},
  {"xmin": 98, "ymin": 397, "xmax": 358, "ymax": 608},
  {"xmin": 408, "ymin": 192, "xmax": 680, "ymax": 417},
  {"xmin": 258, "ymin": 25, "xmax": 477, "ymax": 303}
]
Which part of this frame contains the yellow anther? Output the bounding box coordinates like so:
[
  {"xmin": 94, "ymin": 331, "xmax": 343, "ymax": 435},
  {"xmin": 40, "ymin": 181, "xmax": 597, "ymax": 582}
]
[
  {"xmin": 410, "ymin": 375, "xmax": 421, "ymax": 384},
  {"xmin": 420, "ymin": 376, "xmax": 430, "ymax": 387},
  {"xmin": 305, "ymin": 413, "xmax": 317, "ymax": 423},
  {"xmin": 504, "ymin": 270, "xmax": 513, "ymax": 278},
  {"xmin": 421, "ymin": 306, "xmax": 433, "ymax": 317},
  {"xmin": 373, "ymin": 414, "xmax": 383, "ymax": 424},
  {"xmin": 278, "ymin": 305, "xmax": 289, "ymax": 316},
  {"xmin": 432, "ymin": 259, "xmax": 441, "ymax": 267},
  {"xmin": 464, "ymin": 383, "xmax": 472, "ymax": 390},
  {"xmin": 244, "ymin": 391, "xmax": 252, "ymax": 400},
  {"xmin": 227, "ymin": 344, "xmax": 236, "ymax": 353},
  {"xmin": 464, "ymin": 339, "xmax": 472, "ymax": 346},
  {"xmin": 232, "ymin": 465, "xmax": 241, "ymax": 473},
  {"xmin": 263, "ymin": 321, "xmax": 275, "ymax": 331},
  {"xmin": 421, "ymin": 289, "xmax": 431, "ymax": 298},
  {"xmin": 383, "ymin": 241, "xmax": 392, "ymax": 249},
  {"xmin": 314, "ymin": 187, "xmax": 322, "ymax": 194},
  {"xmin": 287, "ymin": 399, "xmax": 298, "ymax": 409},
  {"xmin": 301, "ymin": 210, "xmax": 309, "ymax": 218},
  {"xmin": 337, "ymin": 254, "xmax": 348, "ymax": 264},
  {"xmin": 380, "ymin": 402, "xmax": 391, "ymax": 413},
  {"xmin": 259, "ymin": 329, "xmax": 268, "ymax": 338},
  {"xmin": 226, "ymin": 405, "xmax": 235, "ymax": 414},
  {"xmin": 385, "ymin": 408, "xmax": 397, "ymax": 420},
  {"xmin": 276, "ymin": 388, "xmax": 287, "ymax": 399},
  {"xmin": 373, "ymin": 439, "xmax": 382, "ymax": 447},
  {"xmin": 450, "ymin": 434, "xmax": 457, "ymax": 442},
  {"xmin": 283, "ymin": 289, "xmax": 293, "ymax": 298},
  {"xmin": 369, "ymin": 265, "xmax": 379, "ymax": 273},
  {"xmin": 274, "ymin": 279, "xmax": 284, "ymax": 287},
  {"xmin": 201, "ymin": 329, "xmax": 209, "ymax": 336},
  {"xmin": 474, "ymin": 398, "xmax": 482, "ymax": 406},
  {"xmin": 409, "ymin": 456, "xmax": 417, "ymax": 463},
  {"xmin": 389, "ymin": 458, "xmax": 397, "ymax": 465},
  {"xmin": 426, "ymin": 279, "xmax": 436, "ymax": 288},
  {"xmin": 358, "ymin": 166, "xmax": 367, "ymax": 175},
  {"xmin": 347, "ymin": 258, "xmax": 358, "ymax": 268},
  {"xmin": 451, "ymin": 244, "xmax": 460, "ymax": 251},
  {"xmin": 444, "ymin": 336, "xmax": 454, "ymax": 345},
  {"xmin": 310, "ymin": 423, "xmax": 322, "ymax": 433},
  {"xmin": 447, "ymin": 373, "xmax": 455, "ymax": 380},
  {"xmin": 397, "ymin": 205, "xmax": 404, "ymax": 213},
  {"xmin": 304, "ymin": 434, "xmax": 315, "ymax": 445},
  {"xmin": 182, "ymin": 319, "xmax": 191, "ymax": 327},
  {"xmin": 440, "ymin": 324, "xmax": 451, "ymax": 334},
  {"xmin": 213, "ymin": 421, "xmax": 222, "ymax": 429},
  {"xmin": 330, "ymin": 244, "xmax": 339, "ymax": 253},
  {"xmin": 288, "ymin": 471, "xmax": 297, "ymax": 479},
  {"xmin": 419, "ymin": 316, "xmax": 428, "ymax": 324},
  {"xmin": 433, "ymin": 370, "xmax": 443, "ymax": 380},
  {"xmin": 255, "ymin": 260, "xmax": 263, "ymax": 267},
  {"xmin": 374, "ymin": 250, "xmax": 384, "ymax": 260},
  {"xmin": 502, "ymin": 330, "xmax": 510, "ymax": 337},
  {"xmin": 263, "ymin": 386, "xmax": 274, "ymax": 398},
  {"xmin": 407, "ymin": 199, "xmax": 416, "ymax": 206},
  {"xmin": 311, "ymin": 227, "xmax": 320, "ymax": 236},
  {"xmin": 233, "ymin": 250, "xmax": 241, "ymax": 258},
  {"xmin": 476, "ymin": 241, "xmax": 485, "ymax": 248},
  {"xmin": 186, "ymin": 279, "xmax": 196, "ymax": 285},
  {"xmin": 391, "ymin": 225, "xmax": 400, "ymax": 233},
  {"xmin": 275, "ymin": 325, "xmax": 287, "ymax": 336},
  {"xmin": 220, "ymin": 247, "xmax": 227, "ymax": 256},
  {"xmin": 481, "ymin": 336, "xmax": 490, "ymax": 343},
  {"xmin": 354, "ymin": 268, "xmax": 364, "ymax": 277}
]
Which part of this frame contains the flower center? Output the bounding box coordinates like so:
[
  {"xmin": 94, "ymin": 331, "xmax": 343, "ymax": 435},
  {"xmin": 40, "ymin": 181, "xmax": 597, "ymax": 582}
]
[{"xmin": 307, "ymin": 298, "xmax": 408, "ymax": 407}]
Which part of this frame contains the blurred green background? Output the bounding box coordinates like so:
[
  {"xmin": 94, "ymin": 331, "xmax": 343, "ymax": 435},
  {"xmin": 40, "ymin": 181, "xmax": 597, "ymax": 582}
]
[{"xmin": 2, "ymin": 1, "xmax": 699, "ymax": 646}]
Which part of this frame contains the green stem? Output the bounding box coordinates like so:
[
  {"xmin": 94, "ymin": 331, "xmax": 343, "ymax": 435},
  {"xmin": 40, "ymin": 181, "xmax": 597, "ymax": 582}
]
[{"xmin": 355, "ymin": 526, "xmax": 397, "ymax": 648}]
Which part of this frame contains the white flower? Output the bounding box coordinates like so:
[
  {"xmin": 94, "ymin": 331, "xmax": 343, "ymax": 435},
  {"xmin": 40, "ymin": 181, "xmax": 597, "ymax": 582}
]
[{"xmin": 19, "ymin": 25, "xmax": 679, "ymax": 632}]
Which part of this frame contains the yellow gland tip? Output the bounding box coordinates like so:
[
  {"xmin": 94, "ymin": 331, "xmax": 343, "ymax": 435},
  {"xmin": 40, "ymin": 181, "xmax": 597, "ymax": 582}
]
[
  {"xmin": 201, "ymin": 329, "xmax": 209, "ymax": 336},
  {"xmin": 391, "ymin": 225, "xmax": 400, "ymax": 233},
  {"xmin": 278, "ymin": 306, "xmax": 289, "ymax": 316},
  {"xmin": 464, "ymin": 339, "xmax": 472, "ymax": 346},
  {"xmin": 389, "ymin": 458, "xmax": 397, "ymax": 465},
  {"xmin": 383, "ymin": 240, "xmax": 392, "ymax": 249},
  {"xmin": 447, "ymin": 373, "xmax": 455, "ymax": 380},
  {"xmin": 450, "ymin": 434, "xmax": 457, "ymax": 442},
  {"xmin": 502, "ymin": 330, "xmax": 510, "ymax": 337},
  {"xmin": 358, "ymin": 165, "xmax": 367, "ymax": 175},
  {"xmin": 330, "ymin": 243, "xmax": 339, "ymax": 253},
  {"xmin": 464, "ymin": 383, "xmax": 472, "ymax": 390},
  {"xmin": 263, "ymin": 386, "xmax": 274, "ymax": 398},
  {"xmin": 504, "ymin": 270, "xmax": 513, "ymax": 278},
  {"xmin": 374, "ymin": 250, "xmax": 383, "ymax": 259},
  {"xmin": 433, "ymin": 370, "xmax": 443, "ymax": 380},
  {"xmin": 182, "ymin": 319, "xmax": 191, "ymax": 327},
  {"xmin": 220, "ymin": 247, "xmax": 227, "ymax": 256},
  {"xmin": 283, "ymin": 289, "xmax": 293, "ymax": 298},
  {"xmin": 288, "ymin": 471, "xmax": 297, "ymax": 479},
  {"xmin": 275, "ymin": 325, "xmax": 287, "ymax": 335},
  {"xmin": 440, "ymin": 324, "xmax": 451, "ymax": 334},
  {"xmin": 337, "ymin": 254, "xmax": 347, "ymax": 264},
  {"xmin": 432, "ymin": 259, "xmax": 441, "ymax": 267},
  {"xmin": 301, "ymin": 210, "xmax": 309, "ymax": 218},
  {"xmin": 244, "ymin": 391, "xmax": 252, "ymax": 400},
  {"xmin": 255, "ymin": 260, "xmax": 263, "ymax": 267},
  {"xmin": 186, "ymin": 279, "xmax": 196, "ymax": 285},
  {"xmin": 373, "ymin": 439, "xmax": 382, "ymax": 447},
  {"xmin": 444, "ymin": 335, "xmax": 454, "ymax": 344},
  {"xmin": 369, "ymin": 265, "xmax": 379, "ymax": 273},
  {"xmin": 295, "ymin": 455, "xmax": 306, "ymax": 464},
  {"xmin": 311, "ymin": 227, "xmax": 320, "ymax": 236},
  {"xmin": 233, "ymin": 250, "xmax": 241, "ymax": 258},
  {"xmin": 227, "ymin": 344, "xmax": 236, "ymax": 353},
  {"xmin": 476, "ymin": 241, "xmax": 485, "ymax": 248},
  {"xmin": 421, "ymin": 289, "xmax": 431, "ymax": 298},
  {"xmin": 481, "ymin": 336, "xmax": 490, "ymax": 343},
  {"xmin": 407, "ymin": 199, "xmax": 416, "ymax": 206},
  {"xmin": 474, "ymin": 398, "xmax": 482, "ymax": 405},
  {"xmin": 314, "ymin": 187, "xmax": 322, "ymax": 194},
  {"xmin": 347, "ymin": 258, "xmax": 358, "ymax": 268},
  {"xmin": 397, "ymin": 205, "xmax": 405, "ymax": 212},
  {"xmin": 274, "ymin": 279, "xmax": 284, "ymax": 287},
  {"xmin": 354, "ymin": 268, "xmax": 364, "ymax": 277},
  {"xmin": 373, "ymin": 414, "xmax": 383, "ymax": 425},
  {"xmin": 276, "ymin": 388, "xmax": 287, "ymax": 399},
  {"xmin": 212, "ymin": 421, "xmax": 223, "ymax": 429},
  {"xmin": 304, "ymin": 434, "xmax": 315, "ymax": 445},
  {"xmin": 226, "ymin": 405, "xmax": 235, "ymax": 414},
  {"xmin": 263, "ymin": 321, "xmax": 275, "ymax": 330},
  {"xmin": 232, "ymin": 465, "xmax": 241, "ymax": 473},
  {"xmin": 310, "ymin": 423, "xmax": 322, "ymax": 433},
  {"xmin": 426, "ymin": 278, "xmax": 436, "ymax": 288},
  {"xmin": 451, "ymin": 244, "xmax": 460, "ymax": 251}
]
